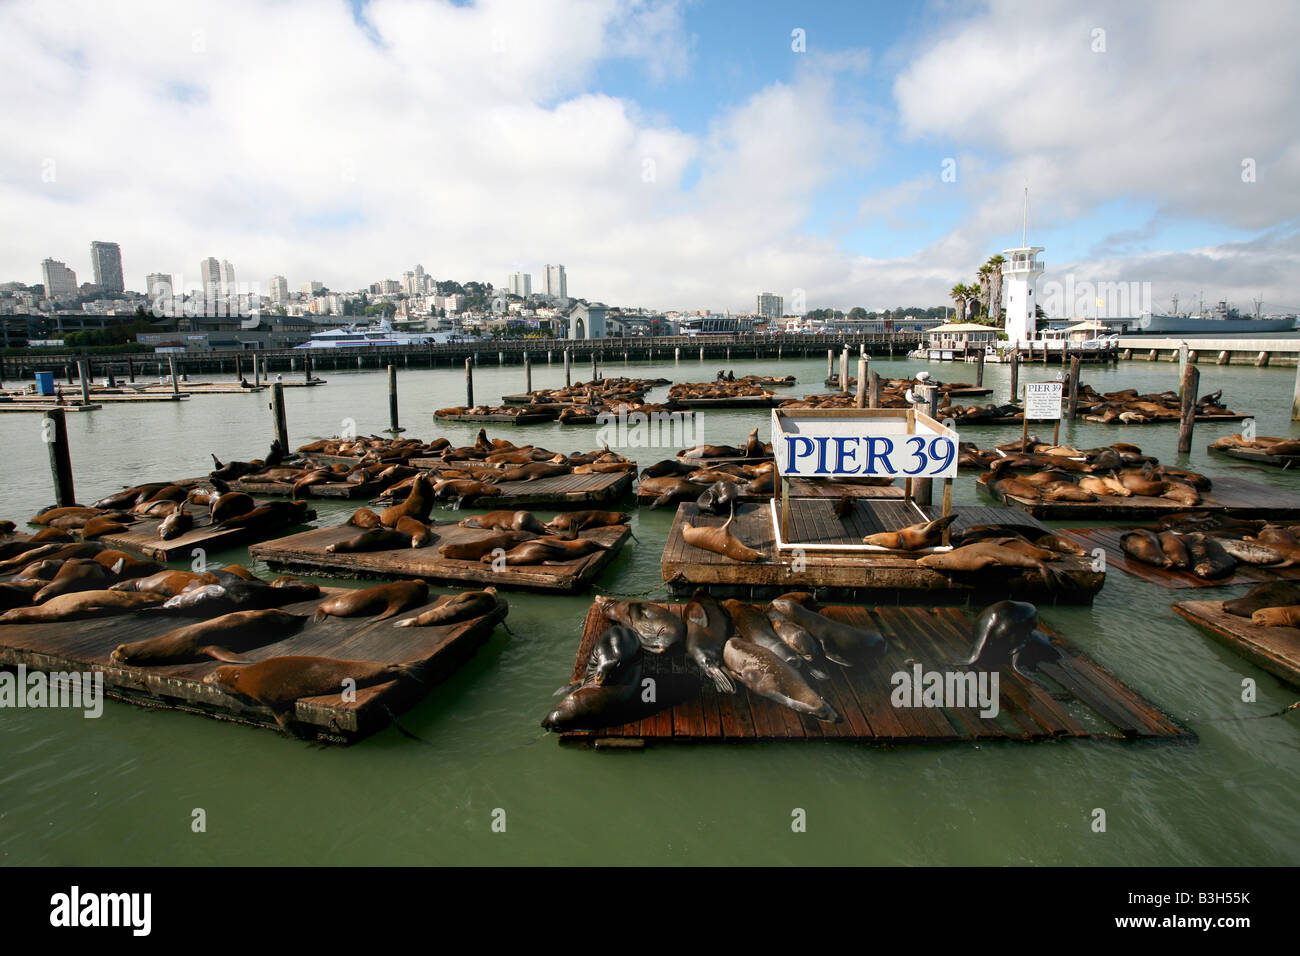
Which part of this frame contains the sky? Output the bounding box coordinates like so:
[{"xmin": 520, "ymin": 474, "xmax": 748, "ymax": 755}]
[{"xmin": 2, "ymin": 0, "xmax": 1298, "ymax": 315}]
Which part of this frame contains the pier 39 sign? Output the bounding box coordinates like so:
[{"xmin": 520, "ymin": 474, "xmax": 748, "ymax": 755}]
[{"xmin": 770, "ymin": 408, "xmax": 960, "ymax": 480}]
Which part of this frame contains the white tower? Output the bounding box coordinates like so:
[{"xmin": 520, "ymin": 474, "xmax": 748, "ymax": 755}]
[{"xmin": 1001, "ymin": 189, "xmax": 1043, "ymax": 346}]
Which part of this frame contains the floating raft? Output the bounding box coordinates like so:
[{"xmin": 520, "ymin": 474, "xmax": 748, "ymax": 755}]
[
  {"xmin": 661, "ymin": 500, "xmax": 1102, "ymax": 604},
  {"xmin": 233, "ymin": 477, "xmax": 373, "ymax": 499},
  {"xmin": 0, "ymin": 590, "xmax": 508, "ymax": 743},
  {"xmin": 559, "ymin": 603, "xmax": 1188, "ymax": 746},
  {"xmin": 434, "ymin": 411, "xmax": 556, "ymax": 425},
  {"xmin": 668, "ymin": 395, "xmax": 777, "ymax": 409},
  {"xmin": 394, "ymin": 469, "xmax": 633, "ymax": 510},
  {"xmin": 977, "ymin": 473, "xmax": 1300, "ymax": 521},
  {"xmin": 82, "ymin": 501, "xmax": 316, "ymax": 562},
  {"xmin": 1058, "ymin": 526, "xmax": 1300, "ymax": 590},
  {"xmin": 636, "ymin": 479, "xmax": 903, "ymax": 507},
  {"xmin": 821, "ymin": 378, "xmax": 993, "ymax": 397},
  {"xmin": 1173, "ymin": 600, "xmax": 1300, "ymax": 688},
  {"xmin": 4, "ymin": 392, "xmax": 189, "ymax": 403},
  {"xmin": 0, "ymin": 402, "xmax": 101, "ymax": 413},
  {"xmin": 251, "ymin": 522, "xmax": 630, "ymax": 593},
  {"xmin": 953, "ymin": 411, "xmax": 1251, "ymax": 427},
  {"xmin": 1207, "ymin": 444, "xmax": 1300, "ymax": 469}
]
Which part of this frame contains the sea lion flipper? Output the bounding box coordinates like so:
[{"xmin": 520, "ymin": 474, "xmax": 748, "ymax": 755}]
[
  {"xmin": 202, "ymin": 646, "xmax": 253, "ymax": 664},
  {"xmin": 553, "ymin": 680, "xmax": 582, "ymax": 697},
  {"xmin": 700, "ymin": 664, "xmax": 735, "ymax": 694}
]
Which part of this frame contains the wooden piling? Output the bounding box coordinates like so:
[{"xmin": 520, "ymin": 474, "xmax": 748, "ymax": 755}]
[
  {"xmin": 591, "ymin": 352, "xmax": 597, "ymax": 382},
  {"xmin": 1292, "ymin": 362, "xmax": 1300, "ymax": 421},
  {"xmin": 975, "ymin": 346, "xmax": 985, "ymax": 386},
  {"xmin": 168, "ymin": 356, "xmax": 179, "ymax": 396},
  {"xmin": 465, "ymin": 357, "xmax": 474, "ymax": 408},
  {"xmin": 564, "ymin": 348, "xmax": 571, "ymax": 386},
  {"xmin": 387, "ymin": 365, "xmax": 401, "ymax": 433},
  {"xmin": 253, "ymin": 353, "xmax": 261, "ymax": 387},
  {"xmin": 77, "ymin": 359, "xmax": 90, "ymax": 405},
  {"xmin": 1218, "ymin": 350, "xmax": 1230, "ymax": 366},
  {"xmin": 1178, "ymin": 364, "xmax": 1199, "ymax": 454},
  {"xmin": 1257, "ymin": 351, "xmax": 1270, "ymax": 368},
  {"xmin": 1008, "ymin": 350, "xmax": 1019, "ymax": 405},
  {"xmin": 827, "ymin": 349, "xmax": 833, "ymax": 380},
  {"xmin": 868, "ymin": 369, "xmax": 881, "ymax": 409},
  {"xmin": 913, "ymin": 384, "xmax": 937, "ymax": 506},
  {"xmin": 1067, "ymin": 355, "xmax": 1080, "ymax": 420},
  {"xmin": 235, "ymin": 353, "xmax": 243, "ymax": 382},
  {"xmin": 44, "ymin": 407, "xmax": 75, "ymax": 506},
  {"xmin": 855, "ymin": 357, "xmax": 867, "ymax": 408},
  {"xmin": 524, "ymin": 353, "xmax": 532, "ymax": 393},
  {"xmin": 127, "ymin": 355, "xmax": 135, "ymax": 383},
  {"xmin": 839, "ymin": 347, "xmax": 849, "ymax": 392},
  {"xmin": 272, "ymin": 382, "xmax": 289, "ymax": 450}
]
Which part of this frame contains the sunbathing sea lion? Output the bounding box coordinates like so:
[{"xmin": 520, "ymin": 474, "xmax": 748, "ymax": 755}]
[
  {"xmin": 741, "ymin": 471, "xmax": 774, "ymax": 496},
  {"xmin": 639, "ymin": 476, "xmax": 706, "ymax": 509},
  {"xmin": 554, "ymin": 624, "xmax": 641, "ymax": 696},
  {"xmin": 111, "ymin": 609, "xmax": 308, "ymax": 665},
  {"xmin": 596, "ymin": 596, "xmax": 685, "ymax": 653},
  {"xmin": 958, "ymin": 600, "xmax": 1060, "ymax": 678},
  {"xmin": 314, "ymin": 580, "xmax": 429, "ymax": 622},
  {"xmin": 217, "ymin": 500, "xmax": 310, "ymax": 531},
  {"xmin": 205, "ymin": 655, "xmax": 423, "ymax": 733},
  {"xmin": 432, "ymin": 479, "xmax": 502, "ymax": 503},
  {"xmin": 768, "ymin": 599, "xmax": 886, "ymax": 666},
  {"xmin": 545, "ymin": 511, "xmax": 629, "ymax": 535},
  {"xmin": 682, "ymin": 592, "xmax": 734, "ymax": 693},
  {"xmin": 721, "ymin": 598, "xmax": 824, "ymax": 679},
  {"xmin": 438, "ymin": 531, "xmax": 536, "ymax": 561},
  {"xmin": 696, "ymin": 480, "xmax": 740, "ymax": 516},
  {"xmin": 211, "ymin": 491, "xmax": 256, "ymax": 524},
  {"xmin": 542, "ymin": 659, "xmax": 658, "ymax": 732},
  {"xmin": 861, "ymin": 513, "xmax": 957, "ymax": 550},
  {"xmin": 723, "ymin": 637, "xmax": 840, "ymax": 722},
  {"xmin": 0, "ymin": 580, "xmax": 42, "ymax": 610},
  {"xmin": 346, "ymin": 508, "xmax": 382, "ymax": 529},
  {"xmin": 681, "ymin": 507, "xmax": 766, "ymax": 562},
  {"xmin": 379, "ymin": 474, "xmax": 433, "ymax": 527},
  {"xmin": 1034, "ymin": 534, "xmax": 1087, "ymax": 557},
  {"xmin": 1183, "ymin": 533, "xmax": 1236, "ymax": 580},
  {"xmin": 1158, "ymin": 531, "xmax": 1192, "ymax": 570},
  {"xmin": 78, "ymin": 515, "xmax": 133, "ymax": 539},
  {"xmin": 640, "ymin": 459, "xmax": 697, "ymax": 479},
  {"xmin": 158, "ymin": 508, "xmax": 194, "ymax": 540},
  {"xmin": 0, "ymin": 542, "xmax": 104, "ymax": 573},
  {"xmin": 157, "ymin": 579, "xmax": 321, "ymax": 616},
  {"xmin": 499, "ymin": 461, "xmax": 571, "ymax": 482},
  {"xmin": 32, "ymin": 558, "xmax": 118, "ymax": 603},
  {"xmin": 917, "ymin": 541, "xmax": 1059, "ymax": 587},
  {"xmin": 1119, "ymin": 529, "xmax": 1169, "ymax": 568},
  {"xmin": 393, "ymin": 588, "xmax": 500, "ymax": 628},
  {"xmin": 743, "ymin": 427, "xmax": 764, "ymax": 458},
  {"xmin": 460, "ymin": 510, "xmax": 552, "ymax": 535},
  {"xmin": 110, "ymin": 570, "xmax": 218, "ymax": 596},
  {"xmin": 30, "ymin": 506, "xmax": 99, "ymax": 526},
  {"xmin": 92, "ymin": 483, "xmax": 169, "ymax": 510},
  {"xmin": 1224, "ymin": 582, "xmax": 1300, "ymax": 618},
  {"xmin": 30, "ymin": 527, "xmax": 75, "ymax": 544},
  {"xmin": 394, "ymin": 516, "xmax": 435, "ymax": 547},
  {"xmin": 1250, "ymin": 605, "xmax": 1300, "ymax": 628},
  {"xmin": 326, "ymin": 528, "xmax": 412, "ymax": 553},
  {"xmin": 480, "ymin": 537, "xmax": 608, "ymax": 566},
  {"xmin": 0, "ymin": 589, "xmax": 166, "ymax": 623},
  {"xmin": 679, "ymin": 444, "xmax": 743, "ymax": 459}
]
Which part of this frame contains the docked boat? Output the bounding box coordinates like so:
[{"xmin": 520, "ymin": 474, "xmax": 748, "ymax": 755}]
[
  {"xmin": 1129, "ymin": 300, "xmax": 1297, "ymax": 335},
  {"xmin": 292, "ymin": 319, "xmax": 461, "ymax": 349}
]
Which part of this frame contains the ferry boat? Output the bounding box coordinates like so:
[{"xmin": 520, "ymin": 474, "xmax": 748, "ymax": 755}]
[{"xmin": 292, "ymin": 319, "xmax": 461, "ymax": 349}]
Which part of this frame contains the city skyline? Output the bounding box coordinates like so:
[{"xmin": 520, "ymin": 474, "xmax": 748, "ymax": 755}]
[{"xmin": 3, "ymin": 1, "xmax": 1298, "ymax": 314}]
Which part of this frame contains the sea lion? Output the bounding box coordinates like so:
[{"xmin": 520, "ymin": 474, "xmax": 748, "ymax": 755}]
[
  {"xmin": 218, "ymin": 500, "xmax": 310, "ymax": 531},
  {"xmin": 542, "ymin": 659, "xmax": 657, "ymax": 732},
  {"xmin": 1034, "ymin": 534, "xmax": 1087, "ymax": 557},
  {"xmin": 379, "ymin": 474, "xmax": 433, "ymax": 527},
  {"xmin": 722, "ymin": 598, "xmax": 825, "ymax": 679},
  {"xmin": 0, "ymin": 589, "xmax": 166, "ymax": 623},
  {"xmin": 639, "ymin": 476, "xmax": 705, "ymax": 509},
  {"xmin": 0, "ymin": 542, "xmax": 104, "ymax": 574},
  {"xmin": 597, "ymin": 596, "xmax": 685, "ymax": 653},
  {"xmin": 92, "ymin": 483, "xmax": 169, "ymax": 510},
  {"xmin": 394, "ymin": 516, "xmax": 435, "ymax": 548},
  {"xmin": 1219, "ymin": 538, "xmax": 1288, "ymax": 566},
  {"xmin": 1223, "ymin": 582, "xmax": 1300, "ymax": 618},
  {"xmin": 210, "ymin": 491, "xmax": 256, "ymax": 524},
  {"xmin": 722, "ymin": 637, "xmax": 840, "ymax": 722},
  {"xmin": 158, "ymin": 509, "xmax": 194, "ymax": 540},
  {"xmin": 110, "ymin": 570, "xmax": 218, "ymax": 596},
  {"xmin": 79, "ymin": 515, "xmax": 133, "ymax": 539},
  {"xmin": 479, "ymin": 537, "xmax": 608, "ymax": 566},
  {"xmin": 1250, "ymin": 605, "xmax": 1300, "ymax": 628},
  {"xmin": 0, "ymin": 520, "xmax": 14, "ymax": 535},
  {"xmin": 696, "ymin": 480, "xmax": 740, "ymax": 516},
  {"xmin": 346, "ymin": 508, "xmax": 382, "ymax": 529},
  {"xmin": 437, "ymin": 531, "xmax": 536, "ymax": 561},
  {"xmin": 30, "ymin": 527, "xmax": 75, "ymax": 543},
  {"xmin": 861, "ymin": 513, "xmax": 957, "ymax": 550},
  {"xmin": 958, "ymin": 600, "xmax": 1059, "ymax": 678},
  {"xmin": 460, "ymin": 510, "xmax": 552, "ymax": 535},
  {"xmin": 432, "ymin": 479, "xmax": 501, "ymax": 502},
  {"xmin": 545, "ymin": 511, "xmax": 629, "ymax": 535},
  {"xmin": 111, "ymin": 609, "xmax": 308, "ymax": 665},
  {"xmin": 326, "ymin": 528, "xmax": 412, "ymax": 553},
  {"xmin": 918, "ymin": 541, "xmax": 1060, "ymax": 587},
  {"xmin": 679, "ymin": 444, "xmax": 743, "ymax": 459},
  {"xmin": 1157, "ymin": 531, "xmax": 1192, "ymax": 570},
  {"xmin": 555, "ymin": 624, "xmax": 641, "ymax": 695},
  {"xmin": 32, "ymin": 558, "xmax": 117, "ymax": 603},
  {"xmin": 313, "ymin": 580, "xmax": 429, "ymax": 623},
  {"xmin": 682, "ymin": 592, "xmax": 734, "ymax": 693},
  {"xmin": 157, "ymin": 580, "xmax": 321, "ymax": 616},
  {"xmin": 0, "ymin": 580, "xmax": 42, "ymax": 610},
  {"xmin": 681, "ymin": 506, "xmax": 766, "ymax": 562},
  {"xmin": 393, "ymin": 588, "xmax": 500, "ymax": 628},
  {"xmin": 30, "ymin": 506, "xmax": 99, "ymax": 526},
  {"xmin": 765, "ymin": 606, "xmax": 822, "ymax": 662},
  {"xmin": 1183, "ymin": 533, "xmax": 1236, "ymax": 580},
  {"xmin": 640, "ymin": 459, "xmax": 696, "ymax": 479},
  {"xmin": 205, "ymin": 655, "xmax": 422, "ymax": 733},
  {"xmin": 1120, "ymin": 529, "xmax": 1170, "ymax": 568},
  {"xmin": 768, "ymin": 599, "xmax": 886, "ymax": 666},
  {"xmin": 499, "ymin": 461, "xmax": 572, "ymax": 482}
]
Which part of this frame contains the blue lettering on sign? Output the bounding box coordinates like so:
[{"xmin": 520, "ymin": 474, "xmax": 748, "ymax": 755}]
[
  {"xmin": 865, "ymin": 436, "xmax": 896, "ymax": 474},
  {"xmin": 902, "ymin": 435, "xmax": 928, "ymax": 475},
  {"xmin": 814, "ymin": 436, "xmax": 833, "ymax": 474},
  {"xmin": 784, "ymin": 436, "xmax": 815, "ymax": 474},
  {"xmin": 832, "ymin": 436, "xmax": 857, "ymax": 473}
]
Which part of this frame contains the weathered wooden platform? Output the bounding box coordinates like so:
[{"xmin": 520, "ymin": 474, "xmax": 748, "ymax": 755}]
[
  {"xmin": 388, "ymin": 469, "xmax": 633, "ymax": 510},
  {"xmin": 668, "ymin": 395, "xmax": 776, "ymax": 409},
  {"xmin": 635, "ymin": 478, "xmax": 903, "ymax": 506},
  {"xmin": 559, "ymin": 603, "xmax": 1188, "ymax": 746},
  {"xmin": 0, "ymin": 589, "xmax": 508, "ymax": 743},
  {"xmin": 661, "ymin": 501, "xmax": 1103, "ymax": 604},
  {"xmin": 0, "ymin": 402, "xmax": 102, "ymax": 412},
  {"xmin": 1058, "ymin": 526, "xmax": 1300, "ymax": 590},
  {"xmin": 85, "ymin": 501, "xmax": 317, "ymax": 561},
  {"xmin": 434, "ymin": 411, "xmax": 556, "ymax": 425},
  {"xmin": 977, "ymin": 473, "xmax": 1300, "ymax": 520},
  {"xmin": 953, "ymin": 412, "xmax": 1250, "ymax": 427},
  {"xmin": 821, "ymin": 378, "xmax": 992, "ymax": 397},
  {"xmin": 675, "ymin": 454, "xmax": 773, "ymax": 469},
  {"xmin": 1207, "ymin": 444, "xmax": 1300, "ymax": 469},
  {"xmin": 1173, "ymin": 600, "xmax": 1300, "ymax": 688},
  {"xmin": 251, "ymin": 522, "xmax": 630, "ymax": 593},
  {"xmin": 233, "ymin": 477, "xmax": 373, "ymax": 499}
]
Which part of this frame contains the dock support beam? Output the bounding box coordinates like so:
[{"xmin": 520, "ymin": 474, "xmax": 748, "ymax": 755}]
[
  {"xmin": 1178, "ymin": 364, "xmax": 1199, "ymax": 454},
  {"xmin": 1008, "ymin": 351, "xmax": 1019, "ymax": 406},
  {"xmin": 168, "ymin": 356, "xmax": 179, "ymax": 396},
  {"xmin": 855, "ymin": 357, "xmax": 867, "ymax": 408},
  {"xmin": 868, "ymin": 369, "xmax": 881, "ymax": 409},
  {"xmin": 975, "ymin": 346, "xmax": 985, "ymax": 386},
  {"xmin": 1292, "ymin": 362, "xmax": 1300, "ymax": 421},
  {"xmin": 1218, "ymin": 350, "xmax": 1230, "ymax": 365},
  {"xmin": 913, "ymin": 384, "xmax": 937, "ymax": 506},
  {"xmin": 465, "ymin": 357, "xmax": 474, "ymax": 408},
  {"xmin": 839, "ymin": 347, "xmax": 849, "ymax": 392},
  {"xmin": 44, "ymin": 407, "xmax": 75, "ymax": 507},
  {"xmin": 1067, "ymin": 355, "xmax": 1081, "ymax": 420},
  {"xmin": 524, "ymin": 353, "xmax": 532, "ymax": 393},
  {"xmin": 272, "ymin": 381, "xmax": 290, "ymax": 450},
  {"xmin": 564, "ymin": 348, "xmax": 571, "ymax": 386},
  {"xmin": 1257, "ymin": 351, "xmax": 1270, "ymax": 368},
  {"xmin": 386, "ymin": 365, "xmax": 402, "ymax": 433}
]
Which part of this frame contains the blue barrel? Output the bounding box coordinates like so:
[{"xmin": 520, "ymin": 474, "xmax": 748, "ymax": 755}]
[{"xmin": 35, "ymin": 371, "xmax": 54, "ymax": 395}]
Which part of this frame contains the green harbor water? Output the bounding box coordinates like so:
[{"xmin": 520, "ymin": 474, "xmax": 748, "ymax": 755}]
[{"xmin": 1, "ymin": 350, "xmax": 1298, "ymax": 866}]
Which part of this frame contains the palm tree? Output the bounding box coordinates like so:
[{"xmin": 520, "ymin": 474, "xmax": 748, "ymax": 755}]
[
  {"xmin": 986, "ymin": 254, "xmax": 1006, "ymax": 323},
  {"xmin": 975, "ymin": 265, "xmax": 993, "ymax": 321},
  {"xmin": 949, "ymin": 284, "xmax": 969, "ymax": 322}
]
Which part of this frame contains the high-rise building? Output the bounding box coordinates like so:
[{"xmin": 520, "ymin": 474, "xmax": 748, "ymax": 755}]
[
  {"xmin": 269, "ymin": 275, "xmax": 289, "ymax": 304},
  {"xmin": 89, "ymin": 241, "xmax": 124, "ymax": 293},
  {"xmin": 756, "ymin": 293, "xmax": 783, "ymax": 320},
  {"xmin": 219, "ymin": 260, "xmax": 236, "ymax": 290},
  {"xmin": 403, "ymin": 264, "xmax": 431, "ymax": 296},
  {"xmin": 544, "ymin": 263, "xmax": 567, "ymax": 300},
  {"xmin": 301, "ymin": 280, "xmax": 323, "ymax": 295},
  {"xmin": 146, "ymin": 273, "xmax": 173, "ymax": 299},
  {"xmin": 40, "ymin": 258, "xmax": 78, "ymax": 300},
  {"xmin": 200, "ymin": 257, "xmax": 221, "ymax": 296},
  {"xmin": 508, "ymin": 272, "xmax": 532, "ymax": 297}
]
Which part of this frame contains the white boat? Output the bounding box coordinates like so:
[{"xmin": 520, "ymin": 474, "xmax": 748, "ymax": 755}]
[{"xmin": 292, "ymin": 319, "xmax": 460, "ymax": 349}]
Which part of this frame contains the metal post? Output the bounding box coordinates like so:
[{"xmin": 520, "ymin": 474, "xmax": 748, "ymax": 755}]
[{"xmin": 44, "ymin": 407, "xmax": 75, "ymax": 506}]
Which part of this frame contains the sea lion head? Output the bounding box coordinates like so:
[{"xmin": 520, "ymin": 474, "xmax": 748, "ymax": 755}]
[
  {"xmin": 964, "ymin": 600, "xmax": 1039, "ymax": 670},
  {"xmin": 204, "ymin": 666, "xmax": 245, "ymax": 696}
]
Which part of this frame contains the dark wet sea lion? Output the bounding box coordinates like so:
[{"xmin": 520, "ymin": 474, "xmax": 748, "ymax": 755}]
[
  {"xmin": 721, "ymin": 598, "xmax": 823, "ymax": 679},
  {"xmin": 723, "ymin": 637, "xmax": 840, "ymax": 722},
  {"xmin": 959, "ymin": 600, "xmax": 1059, "ymax": 678},
  {"xmin": 314, "ymin": 580, "xmax": 429, "ymax": 622},
  {"xmin": 111, "ymin": 609, "xmax": 308, "ymax": 665},
  {"xmin": 1251, "ymin": 605, "xmax": 1300, "ymax": 627},
  {"xmin": 597, "ymin": 596, "xmax": 685, "ymax": 653},
  {"xmin": 111, "ymin": 570, "xmax": 218, "ymax": 596},
  {"xmin": 1183, "ymin": 532, "xmax": 1236, "ymax": 580},
  {"xmin": 862, "ymin": 513, "xmax": 957, "ymax": 550},
  {"xmin": 158, "ymin": 509, "xmax": 194, "ymax": 540},
  {"xmin": 684, "ymin": 592, "xmax": 734, "ymax": 693},
  {"xmin": 696, "ymin": 480, "xmax": 740, "ymax": 516},
  {"xmin": 1120, "ymin": 529, "xmax": 1169, "ymax": 568},
  {"xmin": 438, "ymin": 531, "xmax": 535, "ymax": 561},
  {"xmin": 1223, "ymin": 582, "xmax": 1300, "ymax": 618},
  {"xmin": 218, "ymin": 500, "xmax": 310, "ymax": 531},
  {"xmin": 640, "ymin": 459, "xmax": 696, "ymax": 479},
  {"xmin": 210, "ymin": 491, "xmax": 256, "ymax": 524},
  {"xmin": 32, "ymin": 558, "xmax": 117, "ymax": 602},
  {"xmin": 158, "ymin": 580, "xmax": 320, "ymax": 616},
  {"xmin": 0, "ymin": 520, "xmax": 14, "ymax": 535},
  {"xmin": 768, "ymin": 599, "xmax": 886, "ymax": 666},
  {"xmin": 555, "ymin": 624, "xmax": 641, "ymax": 695},
  {"xmin": 326, "ymin": 528, "xmax": 412, "ymax": 553},
  {"xmin": 205, "ymin": 655, "xmax": 420, "ymax": 732},
  {"xmin": 542, "ymin": 659, "xmax": 654, "ymax": 732},
  {"xmin": 0, "ymin": 580, "xmax": 42, "ymax": 610},
  {"xmin": 393, "ymin": 587, "xmax": 500, "ymax": 627},
  {"xmin": 681, "ymin": 507, "xmax": 766, "ymax": 562},
  {"xmin": 0, "ymin": 589, "xmax": 166, "ymax": 623},
  {"xmin": 765, "ymin": 606, "xmax": 821, "ymax": 662}
]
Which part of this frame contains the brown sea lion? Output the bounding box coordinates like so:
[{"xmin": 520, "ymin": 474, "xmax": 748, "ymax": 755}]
[
  {"xmin": 479, "ymin": 538, "xmax": 603, "ymax": 566},
  {"xmin": 92, "ymin": 550, "xmax": 161, "ymax": 578},
  {"xmin": 0, "ymin": 542, "xmax": 104, "ymax": 573},
  {"xmin": 768, "ymin": 599, "xmax": 886, "ymax": 666},
  {"xmin": 1223, "ymin": 582, "xmax": 1300, "ymax": 617},
  {"xmin": 347, "ymin": 508, "xmax": 382, "ymax": 529},
  {"xmin": 393, "ymin": 588, "xmax": 500, "ymax": 628},
  {"xmin": 1120, "ymin": 529, "xmax": 1170, "ymax": 568},
  {"xmin": 32, "ymin": 559, "xmax": 117, "ymax": 603},
  {"xmin": 1251, "ymin": 605, "xmax": 1300, "ymax": 627},
  {"xmin": 596, "ymin": 597, "xmax": 685, "ymax": 653},
  {"xmin": 1039, "ymin": 481, "xmax": 1095, "ymax": 502},
  {"xmin": 862, "ymin": 513, "xmax": 957, "ymax": 550},
  {"xmin": 313, "ymin": 580, "xmax": 429, "ymax": 622},
  {"xmin": 78, "ymin": 515, "xmax": 133, "ymax": 539},
  {"xmin": 544, "ymin": 511, "xmax": 629, "ymax": 535},
  {"xmin": 0, "ymin": 580, "xmax": 43, "ymax": 610},
  {"xmin": 741, "ymin": 471, "xmax": 774, "ymax": 496},
  {"xmin": 379, "ymin": 474, "xmax": 433, "ymax": 527},
  {"xmin": 460, "ymin": 510, "xmax": 552, "ymax": 535},
  {"xmin": 681, "ymin": 507, "xmax": 765, "ymax": 562},
  {"xmin": 111, "ymin": 570, "xmax": 219, "ymax": 596},
  {"xmin": 92, "ymin": 483, "xmax": 169, "ymax": 510},
  {"xmin": 721, "ymin": 598, "xmax": 821, "ymax": 677},
  {"xmin": 111, "ymin": 609, "xmax": 308, "ymax": 665},
  {"xmin": 679, "ymin": 444, "xmax": 743, "ymax": 459},
  {"xmin": 30, "ymin": 527, "xmax": 75, "ymax": 543},
  {"xmin": 1034, "ymin": 534, "xmax": 1087, "ymax": 557},
  {"xmin": 158, "ymin": 509, "xmax": 194, "ymax": 540},
  {"xmin": 394, "ymin": 516, "xmax": 435, "ymax": 547},
  {"xmin": 723, "ymin": 637, "xmax": 840, "ymax": 722},
  {"xmin": 765, "ymin": 606, "xmax": 821, "ymax": 661},
  {"xmin": 211, "ymin": 491, "xmax": 256, "ymax": 524},
  {"xmin": 438, "ymin": 531, "xmax": 536, "ymax": 561},
  {"xmin": 917, "ymin": 541, "xmax": 1059, "ymax": 587},
  {"xmin": 326, "ymin": 528, "xmax": 412, "ymax": 553},
  {"xmin": 1157, "ymin": 531, "xmax": 1192, "ymax": 569},
  {"xmin": 0, "ymin": 589, "xmax": 166, "ymax": 623},
  {"xmin": 432, "ymin": 479, "xmax": 502, "ymax": 502},
  {"xmin": 30, "ymin": 506, "xmax": 98, "ymax": 526},
  {"xmin": 499, "ymin": 461, "xmax": 571, "ymax": 482},
  {"xmin": 218, "ymin": 500, "xmax": 310, "ymax": 531},
  {"xmin": 685, "ymin": 592, "xmax": 735, "ymax": 693},
  {"xmin": 204, "ymin": 655, "xmax": 421, "ymax": 732},
  {"xmin": 639, "ymin": 476, "xmax": 706, "ymax": 509}
]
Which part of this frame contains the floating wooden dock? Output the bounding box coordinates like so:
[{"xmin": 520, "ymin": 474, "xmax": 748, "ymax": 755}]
[
  {"xmin": 954, "ymin": 411, "xmax": 1251, "ymax": 427},
  {"xmin": 1207, "ymin": 444, "xmax": 1300, "ymax": 469},
  {"xmin": 668, "ymin": 395, "xmax": 777, "ymax": 409},
  {"xmin": 1173, "ymin": 600, "xmax": 1300, "ymax": 688},
  {"xmin": 661, "ymin": 500, "xmax": 1103, "ymax": 604},
  {"xmin": 395, "ymin": 470, "xmax": 633, "ymax": 510},
  {"xmin": 434, "ymin": 411, "xmax": 556, "ymax": 425},
  {"xmin": 233, "ymin": 477, "xmax": 373, "ymax": 499},
  {"xmin": 251, "ymin": 522, "xmax": 630, "ymax": 593},
  {"xmin": 977, "ymin": 473, "xmax": 1300, "ymax": 520},
  {"xmin": 3, "ymin": 392, "xmax": 189, "ymax": 404},
  {"xmin": 0, "ymin": 589, "xmax": 508, "ymax": 743},
  {"xmin": 636, "ymin": 479, "xmax": 903, "ymax": 506},
  {"xmin": 821, "ymin": 378, "xmax": 992, "ymax": 397},
  {"xmin": 1058, "ymin": 527, "xmax": 1300, "ymax": 590},
  {"xmin": 559, "ymin": 603, "xmax": 1189, "ymax": 746},
  {"xmin": 86, "ymin": 501, "xmax": 317, "ymax": 561},
  {"xmin": 0, "ymin": 402, "xmax": 101, "ymax": 413}
]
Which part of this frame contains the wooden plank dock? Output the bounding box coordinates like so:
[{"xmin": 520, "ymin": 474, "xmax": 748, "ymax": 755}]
[
  {"xmin": 636, "ymin": 478, "xmax": 904, "ymax": 506},
  {"xmin": 1207, "ymin": 444, "xmax": 1300, "ymax": 469},
  {"xmin": 667, "ymin": 394, "xmax": 777, "ymax": 409},
  {"xmin": 87, "ymin": 500, "xmax": 317, "ymax": 561},
  {"xmin": 0, "ymin": 402, "xmax": 101, "ymax": 413},
  {"xmin": 1173, "ymin": 600, "xmax": 1300, "ymax": 688},
  {"xmin": 251, "ymin": 521, "xmax": 631, "ymax": 593},
  {"xmin": 434, "ymin": 411, "xmax": 556, "ymax": 425},
  {"xmin": 233, "ymin": 477, "xmax": 373, "ymax": 499},
  {"xmin": 660, "ymin": 501, "xmax": 1103, "ymax": 604},
  {"xmin": 558, "ymin": 603, "xmax": 1189, "ymax": 746},
  {"xmin": 0, "ymin": 589, "xmax": 508, "ymax": 743},
  {"xmin": 395, "ymin": 469, "xmax": 633, "ymax": 510},
  {"xmin": 954, "ymin": 412, "xmax": 1251, "ymax": 427},
  {"xmin": 1058, "ymin": 526, "xmax": 1300, "ymax": 590},
  {"xmin": 977, "ymin": 473, "xmax": 1300, "ymax": 520}
]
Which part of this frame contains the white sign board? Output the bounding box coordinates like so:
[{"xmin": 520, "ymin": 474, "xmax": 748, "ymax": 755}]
[
  {"xmin": 771, "ymin": 409, "xmax": 959, "ymax": 479},
  {"xmin": 1024, "ymin": 382, "xmax": 1064, "ymax": 420}
]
